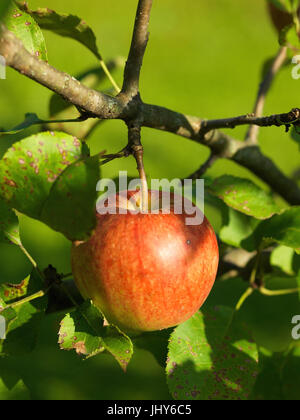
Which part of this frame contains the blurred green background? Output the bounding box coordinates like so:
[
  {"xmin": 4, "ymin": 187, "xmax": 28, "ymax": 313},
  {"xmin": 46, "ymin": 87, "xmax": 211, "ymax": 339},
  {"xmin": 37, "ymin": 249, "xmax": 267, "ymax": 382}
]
[{"xmin": 0, "ymin": 0, "xmax": 299, "ymax": 400}]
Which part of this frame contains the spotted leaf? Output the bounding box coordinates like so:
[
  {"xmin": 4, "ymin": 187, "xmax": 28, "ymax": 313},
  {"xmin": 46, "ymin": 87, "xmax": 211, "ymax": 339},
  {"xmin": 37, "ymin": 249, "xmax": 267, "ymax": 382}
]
[{"xmin": 166, "ymin": 306, "xmax": 259, "ymax": 400}]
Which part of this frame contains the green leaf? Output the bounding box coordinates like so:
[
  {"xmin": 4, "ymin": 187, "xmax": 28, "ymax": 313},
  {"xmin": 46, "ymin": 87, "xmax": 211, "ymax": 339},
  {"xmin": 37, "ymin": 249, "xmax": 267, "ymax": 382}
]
[
  {"xmin": 243, "ymin": 207, "xmax": 300, "ymax": 253},
  {"xmin": 270, "ymin": 246, "xmax": 295, "ymax": 275},
  {"xmin": 282, "ymin": 343, "xmax": 300, "ymax": 400},
  {"xmin": 0, "ymin": 270, "xmax": 48, "ymax": 357},
  {"xmin": 0, "ymin": 198, "xmax": 21, "ymax": 246},
  {"xmin": 16, "ymin": 1, "xmax": 101, "ymax": 59},
  {"xmin": 59, "ymin": 301, "xmax": 133, "ymax": 371},
  {"xmin": 251, "ymin": 350, "xmax": 286, "ymax": 400},
  {"xmin": 0, "ymin": 113, "xmax": 42, "ymax": 135},
  {"xmin": 0, "ymin": 132, "xmax": 100, "ymax": 241},
  {"xmin": 5, "ymin": 3, "xmax": 47, "ymax": 60},
  {"xmin": 209, "ymin": 175, "xmax": 280, "ymax": 220},
  {"xmin": 267, "ymin": 0, "xmax": 290, "ymax": 12},
  {"xmin": 40, "ymin": 155, "xmax": 99, "ymax": 240},
  {"xmin": 220, "ymin": 207, "xmax": 260, "ymax": 248},
  {"xmin": 297, "ymin": 270, "xmax": 300, "ymax": 300},
  {"xmin": 166, "ymin": 307, "xmax": 259, "ymax": 400},
  {"xmin": 0, "ymin": 0, "xmax": 11, "ymax": 20},
  {"xmin": 133, "ymin": 329, "xmax": 173, "ymax": 368},
  {"xmin": 206, "ymin": 275, "xmax": 299, "ymax": 352},
  {"xmin": 279, "ymin": 23, "xmax": 300, "ymax": 49},
  {"xmin": 0, "ymin": 378, "xmax": 30, "ymax": 400}
]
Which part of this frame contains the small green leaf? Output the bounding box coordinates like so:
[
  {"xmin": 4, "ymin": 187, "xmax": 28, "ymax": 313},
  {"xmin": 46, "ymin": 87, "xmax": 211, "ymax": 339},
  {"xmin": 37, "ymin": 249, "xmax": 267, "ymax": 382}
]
[
  {"xmin": 0, "ymin": 198, "xmax": 21, "ymax": 246},
  {"xmin": 0, "ymin": 132, "xmax": 100, "ymax": 241},
  {"xmin": 59, "ymin": 301, "xmax": 133, "ymax": 371},
  {"xmin": 5, "ymin": 3, "xmax": 47, "ymax": 60},
  {"xmin": 166, "ymin": 307, "xmax": 259, "ymax": 400},
  {"xmin": 220, "ymin": 208, "xmax": 260, "ymax": 248},
  {"xmin": 209, "ymin": 175, "xmax": 280, "ymax": 220},
  {"xmin": 270, "ymin": 246, "xmax": 295, "ymax": 275},
  {"xmin": 279, "ymin": 23, "xmax": 300, "ymax": 49},
  {"xmin": 0, "ymin": 270, "xmax": 48, "ymax": 356},
  {"xmin": 16, "ymin": 1, "xmax": 101, "ymax": 59},
  {"xmin": 243, "ymin": 207, "xmax": 300, "ymax": 253}
]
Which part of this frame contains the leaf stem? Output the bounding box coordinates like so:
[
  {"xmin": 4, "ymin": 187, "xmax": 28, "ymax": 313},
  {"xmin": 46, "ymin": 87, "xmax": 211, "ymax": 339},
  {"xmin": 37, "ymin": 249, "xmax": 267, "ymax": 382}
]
[
  {"xmin": 19, "ymin": 244, "xmax": 45, "ymax": 280},
  {"xmin": 259, "ymin": 287, "xmax": 300, "ymax": 297},
  {"xmin": 235, "ymin": 287, "xmax": 254, "ymax": 311},
  {"xmin": 100, "ymin": 60, "xmax": 121, "ymax": 94},
  {"xmin": 1, "ymin": 287, "xmax": 50, "ymax": 312}
]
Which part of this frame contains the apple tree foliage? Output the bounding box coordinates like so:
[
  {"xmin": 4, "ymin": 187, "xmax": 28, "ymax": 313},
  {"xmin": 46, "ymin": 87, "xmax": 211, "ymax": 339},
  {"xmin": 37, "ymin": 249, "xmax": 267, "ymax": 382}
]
[{"xmin": 0, "ymin": 0, "xmax": 300, "ymax": 400}]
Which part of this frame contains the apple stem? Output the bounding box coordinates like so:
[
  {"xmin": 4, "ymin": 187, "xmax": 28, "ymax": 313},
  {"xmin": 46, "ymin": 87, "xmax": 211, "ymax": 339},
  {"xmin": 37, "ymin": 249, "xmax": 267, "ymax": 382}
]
[
  {"xmin": 133, "ymin": 144, "xmax": 148, "ymax": 213},
  {"xmin": 127, "ymin": 121, "xmax": 149, "ymax": 213}
]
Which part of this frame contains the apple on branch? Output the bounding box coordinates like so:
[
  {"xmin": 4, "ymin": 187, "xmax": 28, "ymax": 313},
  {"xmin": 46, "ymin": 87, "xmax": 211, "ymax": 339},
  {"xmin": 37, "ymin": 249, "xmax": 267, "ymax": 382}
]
[{"xmin": 71, "ymin": 190, "xmax": 219, "ymax": 333}]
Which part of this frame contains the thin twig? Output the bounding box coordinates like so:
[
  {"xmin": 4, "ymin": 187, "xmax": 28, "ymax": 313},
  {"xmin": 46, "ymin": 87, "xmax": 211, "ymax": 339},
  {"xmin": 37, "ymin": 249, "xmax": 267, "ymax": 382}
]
[
  {"xmin": 100, "ymin": 147, "xmax": 132, "ymax": 165},
  {"xmin": 199, "ymin": 107, "xmax": 299, "ymax": 134},
  {"xmin": 122, "ymin": 0, "xmax": 153, "ymax": 97},
  {"xmin": 245, "ymin": 47, "xmax": 288, "ymax": 144},
  {"xmin": 187, "ymin": 152, "xmax": 218, "ymax": 179}
]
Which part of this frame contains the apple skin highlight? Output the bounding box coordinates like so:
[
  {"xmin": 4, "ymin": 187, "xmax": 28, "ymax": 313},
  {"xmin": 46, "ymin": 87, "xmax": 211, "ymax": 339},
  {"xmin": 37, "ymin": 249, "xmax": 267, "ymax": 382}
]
[{"xmin": 71, "ymin": 191, "xmax": 219, "ymax": 333}]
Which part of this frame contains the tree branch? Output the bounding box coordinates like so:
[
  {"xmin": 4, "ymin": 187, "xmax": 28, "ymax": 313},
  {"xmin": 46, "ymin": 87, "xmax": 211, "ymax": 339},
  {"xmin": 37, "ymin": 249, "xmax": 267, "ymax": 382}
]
[
  {"xmin": 121, "ymin": 0, "xmax": 153, "ymax": 97},
  {"xmin": 0, "ymin": 25, "xmax": 125, "ymax": 120},
  {"xmin": 1, "ymin": 25, "xmax": 300, "ymax": 205}
]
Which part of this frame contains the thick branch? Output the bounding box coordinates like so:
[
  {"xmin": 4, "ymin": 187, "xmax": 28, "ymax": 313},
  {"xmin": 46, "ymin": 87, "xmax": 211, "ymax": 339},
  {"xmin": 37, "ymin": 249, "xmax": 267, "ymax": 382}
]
[
  {"xmin": 1, "ymin": 26, "xmax": 300, "ymax": 205},
  {"xmin": 122, "ymin": 0, "xmax": 153, "ymax": 97},
  {"xmin": 0, "ymin": 25, "xmax": 125, "ymax": 119}
]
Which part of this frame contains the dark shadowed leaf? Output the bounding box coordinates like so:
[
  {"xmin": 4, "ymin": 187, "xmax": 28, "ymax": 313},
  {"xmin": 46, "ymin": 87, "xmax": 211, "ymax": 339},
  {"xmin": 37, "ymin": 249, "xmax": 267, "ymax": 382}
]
[
  {"xmin": 242, "ymin": 206, "xmax": 300, "ymax": 253},
  {"xmin": 0, "ymin": 198, "xmax": 21, "ymax": 246},
  {"xmin": 59, "ymin": 301, "xmax": 133, "ymax": 371},
  {"xmin": 166, "ymin": 306, "xmax": 259, "ymax": 400},
  {"xmin": 134, "ymin": 329, "xmax": 173, "ymax": 368},
  {"xmin": 282, "ymin": 343, "xmax": 300, "ymax": 400},
  {"xmin": 5, "ymin": 3, "xmax": 47, "ymax": 60},
  {"xmin": 267, "ymin": 0, "xmax": 290, "ymax": 12},
  {"xmin": 0, "ymin": 0, "xmax": 11, "ymax": 20},
  {"xmin": 209, "ymin": 175, "xmax": 280, "ymax": 220},
  {"xmin": 0, "ymin": 378, "xmax": 30, "ymax": 400}
]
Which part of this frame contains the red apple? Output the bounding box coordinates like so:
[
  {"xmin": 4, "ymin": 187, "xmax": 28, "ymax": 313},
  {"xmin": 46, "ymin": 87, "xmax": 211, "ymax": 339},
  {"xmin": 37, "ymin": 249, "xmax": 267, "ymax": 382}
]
[{"xmin": 71, "ymin": 190, "xmax": 219, "ymax": 333}]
